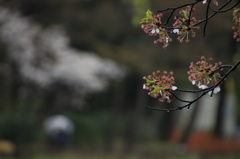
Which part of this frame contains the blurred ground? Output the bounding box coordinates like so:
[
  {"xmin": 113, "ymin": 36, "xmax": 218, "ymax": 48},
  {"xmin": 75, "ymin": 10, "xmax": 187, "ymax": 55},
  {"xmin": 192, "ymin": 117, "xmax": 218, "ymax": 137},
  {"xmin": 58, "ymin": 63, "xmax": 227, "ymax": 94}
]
[{"xmin": 1, "ymin": 140, "xmax": 240, "ymax": 159}]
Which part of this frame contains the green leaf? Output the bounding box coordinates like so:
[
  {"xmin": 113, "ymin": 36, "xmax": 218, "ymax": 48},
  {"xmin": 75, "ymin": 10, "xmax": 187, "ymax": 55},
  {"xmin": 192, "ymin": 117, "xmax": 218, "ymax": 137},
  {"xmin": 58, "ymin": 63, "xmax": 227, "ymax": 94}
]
[
  {"xmin": 145, "ymin": 79, "xmax": 152, "ymax": 82},
  {"xmin": 146, "ymin": 9, "xmax": 152, "ymax": 18},
  {"xmin": 140, "ymin": 9, "xmax": 152, "ymax": 24},
  {"xmin": 151, "ymin": 86, "xmax": 164, "ymax": 94},
  {"xmin": 140, "ymin": 18, "xmax": 148, "ymax": 24},
  {"xmin": 182, "ymin": 10, "xmax": 189, "ymax": 19}
]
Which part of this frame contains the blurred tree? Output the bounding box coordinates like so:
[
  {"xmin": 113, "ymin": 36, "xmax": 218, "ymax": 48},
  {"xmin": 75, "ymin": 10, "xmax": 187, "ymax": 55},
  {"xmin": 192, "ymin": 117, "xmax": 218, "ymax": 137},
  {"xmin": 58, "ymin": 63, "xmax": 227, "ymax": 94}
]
[{"xmin": 122, "ymin": 0, "xmax": 150, "ymax": 27}]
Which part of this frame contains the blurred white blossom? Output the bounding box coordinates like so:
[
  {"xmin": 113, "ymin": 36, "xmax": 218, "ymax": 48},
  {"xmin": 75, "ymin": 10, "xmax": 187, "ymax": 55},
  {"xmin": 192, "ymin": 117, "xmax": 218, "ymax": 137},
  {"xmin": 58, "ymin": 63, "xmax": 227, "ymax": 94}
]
[{"xmin": 0, "ymin": 7, "xmax": 125, "ymax": 94}]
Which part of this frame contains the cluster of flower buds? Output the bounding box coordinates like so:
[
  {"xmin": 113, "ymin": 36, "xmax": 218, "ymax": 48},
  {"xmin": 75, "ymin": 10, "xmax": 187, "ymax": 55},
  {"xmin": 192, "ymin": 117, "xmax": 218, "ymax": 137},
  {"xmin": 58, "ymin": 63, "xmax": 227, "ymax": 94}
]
[
  {"xmin": 188, "ymin": 56, "xmax": 222, "ymax": 94},
  {"xmin": 140, "ymin": 10, "xmax": 171, "ymax": 48},
  {"xmin": 233, "ymin": 8, "xmax": 240, "ymax": 42},
  {"xmin": 173, "ymin": 6, "xmax": 199, "ymax": 43},
  {"xmin": 140, "ymin": 6, "xmax": 200, "ymax": 48},
  {"xmin": 143, "ymin": 71, "xmax": 177, "ymax": 103}
]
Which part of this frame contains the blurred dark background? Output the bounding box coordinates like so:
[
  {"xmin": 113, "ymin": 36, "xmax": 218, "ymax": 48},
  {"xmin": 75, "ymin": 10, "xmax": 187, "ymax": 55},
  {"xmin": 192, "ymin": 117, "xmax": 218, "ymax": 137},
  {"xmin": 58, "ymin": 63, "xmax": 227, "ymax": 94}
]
[{"xmin": 0, "ymin": 0, "xmax": 240, "ymax": 158}]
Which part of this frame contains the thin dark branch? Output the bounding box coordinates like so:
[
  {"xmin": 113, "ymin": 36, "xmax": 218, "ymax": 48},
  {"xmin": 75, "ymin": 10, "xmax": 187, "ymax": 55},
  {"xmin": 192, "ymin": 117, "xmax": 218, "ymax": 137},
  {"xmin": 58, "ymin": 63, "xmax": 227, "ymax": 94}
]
[
  {"xmin": 176, "ymin": 86, "xmax": 214, "ymax": 93},
  {"xmin": 203, "ymin": 0, "xmax": 212, "ymax": 37},
  {"xmin": 158, "ymin": 1, "xmax": 200, "ymax": 26},
  {"xmin": 146, "ymin": 104, "xmax": 188, "ymax": 112},
  {"xmin": 194, "ymin": 0, "xmax": 235, "ymax": 26},
  {"xmin": 156, "ymin": 0, "xmax": 240, "ymax": 36},
  {"xmin": 188, "ymin": 3, "xmax": 196, "ymax": 26},
  {"xmin": 169, "ymin": 90, "xmax": 190, "ymax": 103},
  {"xmin": 158, "ymin": 1, "xmax": 199, "ymax": 12},
  {"xmin": 218, "ymin": 64, "xmax": 233, "ymax": 69},
  {"xmin": 209, "ymin": 0, "xmax": 240, "ymax": 13},
  {"xmin": 213, "ymin": 60, "xmax": 240, "ymax": 87}
]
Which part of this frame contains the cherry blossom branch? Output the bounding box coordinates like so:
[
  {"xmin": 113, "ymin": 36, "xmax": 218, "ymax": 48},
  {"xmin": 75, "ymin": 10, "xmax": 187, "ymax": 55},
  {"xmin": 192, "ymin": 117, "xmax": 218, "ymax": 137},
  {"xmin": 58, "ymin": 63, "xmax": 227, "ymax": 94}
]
[
  {"xmin": 140, "ymin": 0, "xmax": 240, "ymax": 47},
  {"xmin": 144, "ymin": 58, "xmax": 240, "ymax": 112},
  {"xmin": 158, "ymin": 1, "xmax": 200, "ymax": 26},
  {"xmin": 197, "ymin": 0, "xmax": 240, "ymax": 36},
  {"xmin": 160, "ymin": 0, "xmax": 239, "ymax": 35},
  {"xmin": 140, "ymin": 1, "xmax": 240, "ymax": 111}
]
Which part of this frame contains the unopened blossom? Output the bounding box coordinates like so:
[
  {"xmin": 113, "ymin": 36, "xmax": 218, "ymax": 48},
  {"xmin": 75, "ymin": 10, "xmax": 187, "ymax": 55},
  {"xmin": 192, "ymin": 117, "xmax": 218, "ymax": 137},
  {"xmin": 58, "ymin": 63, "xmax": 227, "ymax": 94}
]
[
  {"xmin": 143, "ymin": 70, "xmax": 177, "ymax": 103},
  {"xmin": 188, "ymin": 56, "xmax": 222, "ymax": 94},
  {"xmin": 173, "ymin": 6, "xmax": 200, "ymax": 43},
  {"xmin": 213, "ymin": 0, "xmax": 218, "ymax": 6},
  {"xmin": 232, "ymin": 8, "xmax": 240, "ymax": 42},
  {"xmin": 140, "ymin": 9, "xmax": 172, "ymax": 48}
]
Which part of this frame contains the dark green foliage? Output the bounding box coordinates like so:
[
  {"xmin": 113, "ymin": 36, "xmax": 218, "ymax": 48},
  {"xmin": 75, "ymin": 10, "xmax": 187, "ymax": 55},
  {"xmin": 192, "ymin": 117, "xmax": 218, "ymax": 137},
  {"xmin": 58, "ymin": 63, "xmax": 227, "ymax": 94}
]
[{"xmin": 0, "ymin": 103, "xmax": 40, "ymax": 144}]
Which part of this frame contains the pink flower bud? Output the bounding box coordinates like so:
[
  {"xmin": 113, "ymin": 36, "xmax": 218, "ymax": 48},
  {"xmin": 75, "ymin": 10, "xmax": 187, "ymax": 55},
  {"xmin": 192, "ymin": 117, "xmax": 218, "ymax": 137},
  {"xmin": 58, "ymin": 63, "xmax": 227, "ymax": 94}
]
[{"xmin": 201, "ymin": 56, "xmax": 206, "ymax": 61}]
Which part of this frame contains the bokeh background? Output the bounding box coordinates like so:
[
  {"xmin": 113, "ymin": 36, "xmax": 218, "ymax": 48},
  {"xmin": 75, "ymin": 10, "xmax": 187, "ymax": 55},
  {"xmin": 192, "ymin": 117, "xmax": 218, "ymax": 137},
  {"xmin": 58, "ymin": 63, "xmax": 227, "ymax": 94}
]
[{"xmin": 0, "ymin": 0, "xmax": 240, "ymax": 158}]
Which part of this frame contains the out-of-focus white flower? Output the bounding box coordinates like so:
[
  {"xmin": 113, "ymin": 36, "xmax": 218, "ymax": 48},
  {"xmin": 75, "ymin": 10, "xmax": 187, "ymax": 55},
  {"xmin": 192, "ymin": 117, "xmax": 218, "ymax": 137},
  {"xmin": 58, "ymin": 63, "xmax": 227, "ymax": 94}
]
[
  {"xmin": 166, "ymin": 37, "xmax": 169, "ymax": 43},
  {"xmin": 143, "ymin": 84, "xmax": 146, "ymax": 89},
  {"xmin": 208, "ymin": 87, "xmax": 221, "ymax": 95},
  {"xmin": 159, "ymin": 90, "xmax": 163, "ymax": 95},
  {"xmin": 172, "ymin": 29, "xmax": 179, "ymax": 34},
  {"xmin": 198, "ymin": 84, "xmax": 208, "ymax": 89},
  {"xmin": 151, "ymin": 28, "xmax": 159, "ymax": 34},
  {"xmin": 171, "ymin": 86, "xmax": 177, "ymax": 90},
  {"xmin": 192, "ymin": 80, "xmax": 196, "ymax": 85},
  {"xmin": 203, "ymin": 0, "xmax": 207, "ymax": 4},
  {"xmin": 214, "ymin": 87, "xmax": 221, "ymax": 93}
]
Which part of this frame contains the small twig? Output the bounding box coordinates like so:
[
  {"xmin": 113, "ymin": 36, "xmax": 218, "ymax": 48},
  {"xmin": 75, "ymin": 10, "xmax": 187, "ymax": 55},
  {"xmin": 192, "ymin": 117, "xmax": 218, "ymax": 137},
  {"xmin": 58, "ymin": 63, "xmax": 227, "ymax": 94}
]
[
  {"xmin": 176, "ymin": 86, "xmax": 214, "ymax": 93},
  {"xmin": 209, "ymin": 0, "xmax": 240, "ymax": 13},
  {"xmin": 158, "ymin": 1, "xmax": 200, "ymax": 26},
  {"xmin": 188, "ymin": 3, "xmax": 197, "ymax": 26},
  {"xmin": 194, "ymin": 0, "xmax": 236, "ymax": 26},
  {"xmin": 202, "ymin": 0, "xmax": 212, "ymax": 36}
]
